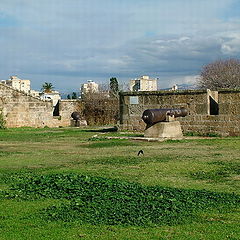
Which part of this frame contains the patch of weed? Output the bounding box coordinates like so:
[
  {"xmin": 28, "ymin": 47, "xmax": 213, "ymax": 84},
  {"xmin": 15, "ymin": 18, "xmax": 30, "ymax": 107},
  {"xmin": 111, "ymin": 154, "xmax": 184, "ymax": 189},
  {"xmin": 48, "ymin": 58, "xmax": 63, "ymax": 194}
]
[
  {"xmin": 0, "ymin": 151, "xmax": 23, "ymax": 157},
  {"xmin": 88, "ymin": 136, "xmax": 109, "ymax": 141},
  {"xmin": 210, "ymin": 161, "xmax": 240, "ymax": 175},
  {"xmin": 86, "ymin": 139, "xmax": 138, "ymax": 148},
  {"xmin": 88, "ymin": 155, "xmax": 172, "ymax": 165},
  {"xmin": 164, "ymin": 139, "xmax": 185, "ymax": 143},
  {"xmin": 190, "ymin": 161, "xmax": 240, "ymax": 182},
  {"xmin": 0, "ymin": 128, "xmax": 93, "ymax": 142},
  {"xmin": 184, "ymin": 132, "xmax": 221, "ymax": 137},
  {"xmin": 190, "ymin": 170, "xmax": 230, "ymax": 181},
  {"xmin": 212, "ymin": 153, "xmax": 223, "ymax": 157},
  {"xmin": 3, "ymin": 173, "xmax": 240, "ymax": 226}
]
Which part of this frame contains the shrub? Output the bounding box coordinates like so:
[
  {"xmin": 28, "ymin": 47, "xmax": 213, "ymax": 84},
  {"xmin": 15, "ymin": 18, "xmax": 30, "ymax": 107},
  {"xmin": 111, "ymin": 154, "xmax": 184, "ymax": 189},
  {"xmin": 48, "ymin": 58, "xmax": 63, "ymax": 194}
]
[{"xmin": 82, "ymin": 93, "xmax": 119, "ymax": 126}]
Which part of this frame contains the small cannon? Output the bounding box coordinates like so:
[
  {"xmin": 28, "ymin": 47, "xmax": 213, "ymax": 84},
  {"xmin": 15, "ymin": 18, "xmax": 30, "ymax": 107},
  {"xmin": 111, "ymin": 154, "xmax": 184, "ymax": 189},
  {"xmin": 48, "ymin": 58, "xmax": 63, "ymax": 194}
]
[
  {"xmin": 70, "ymin": 112, "xmax": 87, "ymax": 127},
  {"xmin": 71, "ymin": 112, "xmax": 81, "ymax": 121},
  {"xmin": 71, "ymin": 112, "xmax": 81, "ymax": 127},
  {"xmin": 142, "ymin": 108, "xmax": 188, "ymax": 126}
]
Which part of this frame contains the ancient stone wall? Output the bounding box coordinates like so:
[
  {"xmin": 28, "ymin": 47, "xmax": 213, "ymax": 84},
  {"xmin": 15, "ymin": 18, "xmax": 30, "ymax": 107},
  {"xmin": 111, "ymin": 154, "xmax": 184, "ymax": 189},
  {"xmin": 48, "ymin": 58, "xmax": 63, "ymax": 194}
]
[
  {"xmin": 2, "ymin": 80, "xmax": 240, "ymax": 135},
  {"xmin": 0, "ymin": 83, "xmax": 81, "ymax": 128},
  {"xmin": 218, "ymin": 90, "xmax": 240, "ymax": 115},
  {"xmin": 119, "ymin": 89, "xmax": 240, "ymax": 136},
  {"xmin": 59, "ymin": 100, "xmax": 83, "ymax": 126}
]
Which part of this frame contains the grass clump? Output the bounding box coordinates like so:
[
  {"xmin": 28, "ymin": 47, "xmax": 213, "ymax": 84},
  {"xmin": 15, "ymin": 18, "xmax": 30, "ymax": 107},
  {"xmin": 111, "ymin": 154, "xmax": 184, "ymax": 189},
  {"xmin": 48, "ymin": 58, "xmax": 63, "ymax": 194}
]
[
  {"xmin": 86, "ymin": 139, "xmax": 137, "ymax": 148},
  {"xmin": 184, "ymin": 132, "xmax": 221, "ymax": 137},
  {"xmin": 89, "ymin": 155, "xmax": 171, "ymax": 166},
  {"xmin": 4, "ymin": 173, "xmax": 240, "ymax": 226},
  {"xmin": 190, "ymin": 161, "xmax": 240, "ymax": 181}
]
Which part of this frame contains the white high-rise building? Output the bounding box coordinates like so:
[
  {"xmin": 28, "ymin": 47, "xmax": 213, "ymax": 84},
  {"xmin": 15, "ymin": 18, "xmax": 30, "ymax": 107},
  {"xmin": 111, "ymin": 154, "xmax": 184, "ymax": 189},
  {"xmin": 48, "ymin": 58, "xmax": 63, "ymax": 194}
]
[
  {"xmin": 129, "ymin": 76, "xmax": 158, "ymax": 92},
  {"xmin": 2, "ymin": 76, "xmax": 31, "ymax": 93},
  {"xmin": 81, "ymin": 80, "xmax": 99, "ymax": 97}
]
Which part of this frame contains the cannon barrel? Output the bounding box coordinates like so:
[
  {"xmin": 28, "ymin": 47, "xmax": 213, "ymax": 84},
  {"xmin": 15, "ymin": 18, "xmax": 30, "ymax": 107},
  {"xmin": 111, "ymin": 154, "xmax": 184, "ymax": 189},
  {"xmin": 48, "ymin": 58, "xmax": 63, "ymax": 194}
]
[{"xmin": 142, "ymin": 108, "xmax": 188, "ymax": 125}]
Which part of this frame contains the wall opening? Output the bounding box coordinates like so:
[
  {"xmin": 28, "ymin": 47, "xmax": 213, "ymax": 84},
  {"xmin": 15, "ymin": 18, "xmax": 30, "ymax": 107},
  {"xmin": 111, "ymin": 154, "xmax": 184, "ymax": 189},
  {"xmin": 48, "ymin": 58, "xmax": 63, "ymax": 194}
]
[
  {"xmin": 209, "ymin": 96, "xmax": 219, "ymax": 115},
  {"xmin": 53, "ymin": 101, "xmax": 60, "ymax": 116},
  {"xmin": 207, "ymin": 89, "xmax": 219, "ymax": 115}
]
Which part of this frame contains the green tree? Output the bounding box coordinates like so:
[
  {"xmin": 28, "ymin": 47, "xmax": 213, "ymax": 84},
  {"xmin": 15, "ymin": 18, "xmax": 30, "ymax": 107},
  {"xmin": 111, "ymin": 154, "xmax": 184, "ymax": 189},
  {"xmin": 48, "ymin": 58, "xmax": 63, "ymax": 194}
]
[
  {"xmin": 42, "ymin": 82, "xmax": 54, "ymax": 93},
  {"xmin": 72, "ymin": 92, "xmax": 77, "ymax": 99},
  {"xmin": 67, "ymin": 94, "xmax": 71, "ymax": 99},
  {"xmin": 109, "ymin": 77, "xmax": 119, "ymax": 98}
]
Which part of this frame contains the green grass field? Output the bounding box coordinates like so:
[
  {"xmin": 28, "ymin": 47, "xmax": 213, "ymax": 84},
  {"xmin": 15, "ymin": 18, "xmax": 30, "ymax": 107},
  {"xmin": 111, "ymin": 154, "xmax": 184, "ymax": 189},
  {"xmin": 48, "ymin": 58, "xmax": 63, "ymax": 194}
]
[{"xmin": 0, "ymin": 127, "xmax": 239, "ymax": 240}]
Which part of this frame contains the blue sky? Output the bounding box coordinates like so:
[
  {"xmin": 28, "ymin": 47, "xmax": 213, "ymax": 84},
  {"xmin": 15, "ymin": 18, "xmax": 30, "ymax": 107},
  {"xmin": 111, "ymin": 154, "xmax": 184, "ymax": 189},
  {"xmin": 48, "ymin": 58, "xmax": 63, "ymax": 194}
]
[{"xmin": 0, "ymin": 0, "xmax": 240, "ymax": 93}]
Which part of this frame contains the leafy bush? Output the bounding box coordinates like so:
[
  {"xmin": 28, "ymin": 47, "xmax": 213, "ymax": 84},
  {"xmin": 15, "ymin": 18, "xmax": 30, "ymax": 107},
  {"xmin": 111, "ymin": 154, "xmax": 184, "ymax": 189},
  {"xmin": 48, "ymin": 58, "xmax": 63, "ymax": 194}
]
[
  {"xmin": 82, "ymin": 93, "xmax": 119, "ymax": 126},
  {"xmin": 4, "ymin": 173, "xmax": 240, "ymax": 226}
]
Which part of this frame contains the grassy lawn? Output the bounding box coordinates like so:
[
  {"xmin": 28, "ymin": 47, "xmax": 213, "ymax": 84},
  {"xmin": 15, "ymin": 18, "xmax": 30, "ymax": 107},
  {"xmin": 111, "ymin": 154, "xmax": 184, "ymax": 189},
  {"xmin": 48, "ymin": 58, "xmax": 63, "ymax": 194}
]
[{"xmin": 0, "ymin": 127, "xmax": 239, "ymax": 240}]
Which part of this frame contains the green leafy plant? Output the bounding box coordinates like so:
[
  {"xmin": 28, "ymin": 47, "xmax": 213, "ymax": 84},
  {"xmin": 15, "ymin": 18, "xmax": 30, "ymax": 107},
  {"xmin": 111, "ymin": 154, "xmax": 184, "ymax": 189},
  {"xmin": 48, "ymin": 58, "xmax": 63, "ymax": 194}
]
[{"xmin": 4, "ymin": 173, "xmax": 240, "ymax": 226}]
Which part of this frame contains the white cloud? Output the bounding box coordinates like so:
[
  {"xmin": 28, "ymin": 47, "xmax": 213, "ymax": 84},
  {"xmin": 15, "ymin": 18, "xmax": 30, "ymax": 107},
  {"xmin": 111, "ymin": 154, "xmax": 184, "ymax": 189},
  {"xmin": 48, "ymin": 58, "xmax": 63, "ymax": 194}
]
[
  {"xmin": 159, "ymin": 75, "xmax": 199, "ymax": 89},
  {"xmin": 0, "ymin": 0, "xmax": 240, "ymax": 91}
]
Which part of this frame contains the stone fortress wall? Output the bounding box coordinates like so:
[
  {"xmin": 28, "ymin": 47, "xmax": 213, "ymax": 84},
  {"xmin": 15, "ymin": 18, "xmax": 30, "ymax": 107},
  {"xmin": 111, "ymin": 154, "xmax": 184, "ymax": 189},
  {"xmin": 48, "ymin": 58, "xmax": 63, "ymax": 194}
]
[
  {"xmin": 0, "ymin": 83, "xmax": 80, "ymax": 128},
  {"xmin": 119, "ymin": 89, "xmax": 240, "ymax": 136},
  {"xmin": 2, "ymin": 80, "xmax": 240, "ymax": 136}
]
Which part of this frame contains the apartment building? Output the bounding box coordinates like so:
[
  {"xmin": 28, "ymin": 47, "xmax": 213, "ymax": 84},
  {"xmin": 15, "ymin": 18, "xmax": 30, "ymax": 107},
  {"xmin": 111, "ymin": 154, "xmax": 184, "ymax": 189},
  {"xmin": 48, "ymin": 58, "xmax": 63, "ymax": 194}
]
[{"xmin": 129, "ymin": 76, "xmax": 158, "ymax": 91}]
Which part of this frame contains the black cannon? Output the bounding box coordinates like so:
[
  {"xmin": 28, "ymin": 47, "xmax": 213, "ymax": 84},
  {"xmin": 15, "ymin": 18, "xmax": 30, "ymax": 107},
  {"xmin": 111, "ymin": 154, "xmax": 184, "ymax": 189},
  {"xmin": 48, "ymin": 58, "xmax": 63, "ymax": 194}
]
[
  {"xmin": 71, "ymin": 112, "xmax": 81, "ymax": 121},
  {"xmin": 142, "ymin": 108, "xmax": 188, "ymax": 126},
  {"xmin": 71, "ymin": 112, "xmax": 81, "ymax": 127}
]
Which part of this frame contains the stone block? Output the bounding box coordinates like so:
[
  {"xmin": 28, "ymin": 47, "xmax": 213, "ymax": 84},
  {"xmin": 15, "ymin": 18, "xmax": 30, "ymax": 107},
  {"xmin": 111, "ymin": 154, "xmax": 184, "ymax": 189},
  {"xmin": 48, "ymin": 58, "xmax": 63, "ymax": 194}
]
[
  {"xmin": 70, "ymin": 119, "xmax": 88, "ymax": 127},
  {"xmin": 144, "ymin": 121, "xmax": 183, "ymax": 138}
]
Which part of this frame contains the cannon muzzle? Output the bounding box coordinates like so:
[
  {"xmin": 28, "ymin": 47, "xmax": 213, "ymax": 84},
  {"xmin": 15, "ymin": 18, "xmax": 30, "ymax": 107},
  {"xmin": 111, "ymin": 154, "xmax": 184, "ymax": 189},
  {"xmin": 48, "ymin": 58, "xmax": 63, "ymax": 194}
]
[{"xmin": 142, "ymin": 108, "xmax": 187, "ymax": 125}]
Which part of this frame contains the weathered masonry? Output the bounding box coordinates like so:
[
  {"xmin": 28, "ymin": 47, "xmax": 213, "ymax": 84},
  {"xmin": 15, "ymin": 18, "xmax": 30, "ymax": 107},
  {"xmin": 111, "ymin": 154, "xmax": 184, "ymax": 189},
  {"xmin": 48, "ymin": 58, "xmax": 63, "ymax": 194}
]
[
  {"xmin": 0, "ymin": 83, "xmax": 81, "ymax": 128},
  {"xmin": 119, "ymin": 89, "xmax": 240, "ymax": 136}
]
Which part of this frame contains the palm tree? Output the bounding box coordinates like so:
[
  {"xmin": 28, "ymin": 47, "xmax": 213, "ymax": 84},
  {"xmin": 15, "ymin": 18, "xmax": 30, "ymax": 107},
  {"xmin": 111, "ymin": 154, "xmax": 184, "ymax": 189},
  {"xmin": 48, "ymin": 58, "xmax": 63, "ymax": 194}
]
[{"xmin": 42, "ymin": 82, "xmax": 54, "ymax": 93}]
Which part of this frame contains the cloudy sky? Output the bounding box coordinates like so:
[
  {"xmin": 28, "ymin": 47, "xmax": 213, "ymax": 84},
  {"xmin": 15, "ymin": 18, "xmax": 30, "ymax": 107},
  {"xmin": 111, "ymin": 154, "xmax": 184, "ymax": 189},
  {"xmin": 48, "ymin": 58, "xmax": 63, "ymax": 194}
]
[{"xmin": 1, "ymin": 0, "xmax": 240, "ymax": 93}]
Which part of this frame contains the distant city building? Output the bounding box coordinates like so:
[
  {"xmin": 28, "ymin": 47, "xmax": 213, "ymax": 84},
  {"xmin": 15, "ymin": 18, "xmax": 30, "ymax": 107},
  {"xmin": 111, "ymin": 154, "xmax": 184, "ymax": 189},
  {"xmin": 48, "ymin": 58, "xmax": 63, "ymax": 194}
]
[
  {"xmin": 129, "ymin": 76, "xmax": 158, "ymax": 92},
  {"xmin": 1, "ymin": 75, "xmax": 61, "ymax": 107},
  {"xmin": 81, "ymin": 80, "xmax": 99, "ymax": 97},
  {"xmin": 40, "ymin": 91, "xmax": 61, "ymax": 107},
  {"xmin": 30, "ymin": 90, "xmax": 41, "ymax": 97},
  {"xmin": 1, "ymin": 76, "xmax": 30, "ymax": 93}
]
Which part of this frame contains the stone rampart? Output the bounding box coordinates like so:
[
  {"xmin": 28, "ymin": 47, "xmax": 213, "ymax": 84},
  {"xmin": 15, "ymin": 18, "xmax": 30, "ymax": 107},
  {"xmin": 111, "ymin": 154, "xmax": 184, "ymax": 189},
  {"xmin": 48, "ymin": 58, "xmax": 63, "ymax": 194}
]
[
  {"xmin": 119, "ymin": 89, "xmax": 240, "ymax": 136},
  {"xmin": 59, "ymin": 100, "xmax": 83, "ymax": 126},
  {"xmin": 0, "ymin": 83, "xmax": 81, "ymax": 128}
]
